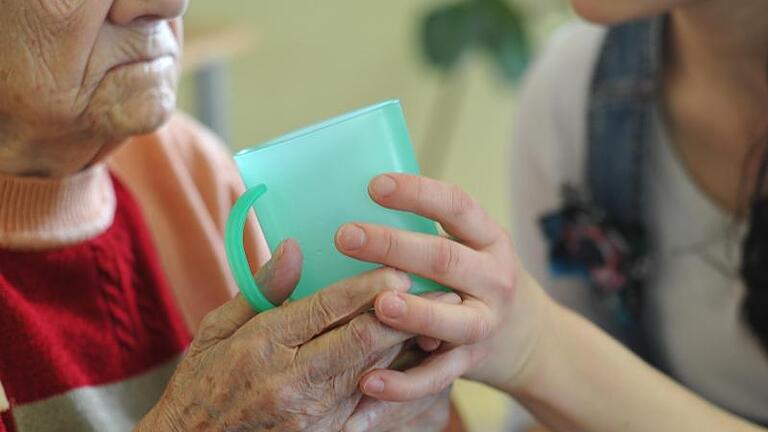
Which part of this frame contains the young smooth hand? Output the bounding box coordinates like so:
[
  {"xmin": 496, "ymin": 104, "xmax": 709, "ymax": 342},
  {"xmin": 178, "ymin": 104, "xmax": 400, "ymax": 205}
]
[
  {"xmin": 337, "ymin": 175, "xmax": 767, "ymax": 432},
  {"xmin": 335, "ymin": 173, "xmax": 552, "ymax": 402}
]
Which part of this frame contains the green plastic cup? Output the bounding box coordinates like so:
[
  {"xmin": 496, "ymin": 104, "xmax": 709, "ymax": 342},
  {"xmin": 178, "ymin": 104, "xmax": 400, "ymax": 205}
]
[{"xmin": 225, "ymin": 100, "xmax": 448, "ymax": 312}]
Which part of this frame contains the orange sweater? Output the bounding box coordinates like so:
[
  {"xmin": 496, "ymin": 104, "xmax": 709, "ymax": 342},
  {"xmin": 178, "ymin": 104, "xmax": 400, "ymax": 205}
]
[{"xmin": 110, "ymin": 113, "xmax": 269, "ymax": 332}]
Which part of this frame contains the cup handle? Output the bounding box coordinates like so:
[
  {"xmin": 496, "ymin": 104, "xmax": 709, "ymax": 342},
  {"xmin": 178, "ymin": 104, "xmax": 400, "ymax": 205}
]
[{"xmin": 225, "ymin": 184, "xmax": 277, "ymax": 312}]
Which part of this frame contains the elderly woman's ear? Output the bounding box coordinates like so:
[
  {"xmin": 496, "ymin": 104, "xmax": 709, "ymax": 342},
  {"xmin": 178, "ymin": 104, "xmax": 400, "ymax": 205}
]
[{"xmin": 0, "ymin": 0, "xmax": 187, "ymax": 177}]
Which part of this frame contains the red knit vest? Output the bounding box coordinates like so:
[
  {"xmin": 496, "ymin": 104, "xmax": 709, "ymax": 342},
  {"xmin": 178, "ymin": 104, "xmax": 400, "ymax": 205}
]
[{"xmin": 0, "ymin": 175, "xmax": 190, "ymax": 431}]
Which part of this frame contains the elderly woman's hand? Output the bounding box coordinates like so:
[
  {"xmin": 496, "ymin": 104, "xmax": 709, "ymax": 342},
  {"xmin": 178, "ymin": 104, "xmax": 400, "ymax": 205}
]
[{"xmin": 135, "ymin": 240, "xmax": 415, "ymax": 431}]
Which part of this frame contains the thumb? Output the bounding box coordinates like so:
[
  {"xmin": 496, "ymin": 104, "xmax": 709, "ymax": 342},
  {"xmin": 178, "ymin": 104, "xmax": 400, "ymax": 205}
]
[
  {"xmin": 196, "ymin": 239, "xmax": 303, "ymax": 344},
  {"xmin": 255, "ymin": 238, "xmax": 303, "ymax": 305}
]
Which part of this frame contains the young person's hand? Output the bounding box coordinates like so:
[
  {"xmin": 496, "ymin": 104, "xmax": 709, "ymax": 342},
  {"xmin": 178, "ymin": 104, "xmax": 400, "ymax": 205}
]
[
  {"xmin": 335, "ymin": 174, "xmax": 554, "ymax": 401},
  {"xmin": 343, "ymin": 388, "xmax": 453, "ymax": 432},
  {"xmin": 336, "ymin": 175, "xmax": 765, "ymax": 432}
]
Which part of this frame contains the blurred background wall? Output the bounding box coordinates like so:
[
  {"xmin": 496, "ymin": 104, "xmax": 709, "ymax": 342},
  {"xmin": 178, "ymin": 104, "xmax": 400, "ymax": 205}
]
[{"xmin": 178, "ymin": 1, "xmax": 571, "ymax": 430}]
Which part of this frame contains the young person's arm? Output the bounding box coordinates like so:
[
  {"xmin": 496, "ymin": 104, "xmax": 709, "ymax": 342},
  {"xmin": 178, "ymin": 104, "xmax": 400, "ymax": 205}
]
[
  {"xmin": 507, "ymin": 296, "xmax": 761, "ymax": 432},
  {"xmin": 334, "ymin": 173, "xmax": 766, "ymax": 432}
]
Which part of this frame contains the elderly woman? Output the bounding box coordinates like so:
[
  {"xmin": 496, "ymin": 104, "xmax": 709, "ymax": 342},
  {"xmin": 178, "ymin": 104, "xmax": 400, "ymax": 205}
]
[{"xmin": 0, "ymin": 1, "xmax": 455, "ymax": 431}]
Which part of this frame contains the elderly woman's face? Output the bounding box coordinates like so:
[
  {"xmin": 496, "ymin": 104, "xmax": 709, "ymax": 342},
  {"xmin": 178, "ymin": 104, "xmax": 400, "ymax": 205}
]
[{"xmin": 0, "ymin": 0, "xmax": 187, "ymax": 145}]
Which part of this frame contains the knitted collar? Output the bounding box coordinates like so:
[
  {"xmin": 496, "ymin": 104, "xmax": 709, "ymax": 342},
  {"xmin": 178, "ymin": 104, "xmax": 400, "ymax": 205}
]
[{"xmin": 0, "ymin": 164, "xmax": 116, "ymax": 250}]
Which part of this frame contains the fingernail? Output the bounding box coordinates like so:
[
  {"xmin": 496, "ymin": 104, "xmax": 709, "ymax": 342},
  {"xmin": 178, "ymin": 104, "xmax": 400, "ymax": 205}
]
[
  {"xmin": 438, "ymin": 292, "xmax": 462, "ymax": 304},
  {"xmin": 276, "ymin": 241, "xmax": 287, "ymax": 259},
  {"xmin": 338, "ymin": 224, "xmax": 366, "ymax": 251},
  {"xmin": 255, "ymin": 245, "xmax": 282, "ymax": 285},
  {"xmin": 380, "ymin": 293, "xmax": 407, "ymax": 319},
  {"xmin": 363, "ymin": 377, "xmax": 385, "ymax": 394},
  {"xmin": 344, "ymin": 416, "xmax": 368, "ymax": 432},
  {"xmin": 394, "ymin": 271, "xmax": 412, "ymax": 290},
  {"xmin": 371, "ymin": 175, "xmax": 397, "ymax": 199}
]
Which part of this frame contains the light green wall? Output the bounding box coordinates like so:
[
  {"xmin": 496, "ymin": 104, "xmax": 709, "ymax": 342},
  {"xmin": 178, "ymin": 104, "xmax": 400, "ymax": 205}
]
[
  {"xmin": 178, "ymin": 0, "xmax": 548, "ymax": 227},
  {"xmin": 178, "ymin": 1, "xmax": 569, "ymax": 429}
]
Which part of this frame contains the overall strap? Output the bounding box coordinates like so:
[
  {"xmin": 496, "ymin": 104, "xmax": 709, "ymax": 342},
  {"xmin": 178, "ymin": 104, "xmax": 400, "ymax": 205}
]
[
  {"xmin": 586, "ymin": 16, "xmax": 665, "ymax": 360},
  {"xmin": 588, "ymin": 17, "xmax": 664, "ymax": 227}
]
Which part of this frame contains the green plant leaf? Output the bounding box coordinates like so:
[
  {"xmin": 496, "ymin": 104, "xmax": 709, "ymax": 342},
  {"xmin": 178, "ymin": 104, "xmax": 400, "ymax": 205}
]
[
  {"xmin": 421, "ymin": 0, "xmax": 530, "ymax": 83},
  {"xmin": 421, "ymin": 2, "xmax": 473, "ymax": 70},
  {"xmin": 475, "ymin": 0, "xmax": 531, "ymax": 81}
]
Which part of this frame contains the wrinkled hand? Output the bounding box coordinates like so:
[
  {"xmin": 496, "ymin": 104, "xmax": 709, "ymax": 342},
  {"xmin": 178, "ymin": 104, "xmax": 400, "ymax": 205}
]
[
  {"xmin": 136, "ymin": 240, "xmax": 415, "ymax": 432},
  {"xmin": 335, "ymin": 174, "xmax": 548, "ymax": 401}
]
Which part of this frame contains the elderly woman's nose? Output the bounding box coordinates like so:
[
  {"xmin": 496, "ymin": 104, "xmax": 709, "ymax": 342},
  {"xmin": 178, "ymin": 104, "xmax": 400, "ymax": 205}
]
[{"xmin": 109, "ymin": 0, "xmax": 188, "ymax": 25}]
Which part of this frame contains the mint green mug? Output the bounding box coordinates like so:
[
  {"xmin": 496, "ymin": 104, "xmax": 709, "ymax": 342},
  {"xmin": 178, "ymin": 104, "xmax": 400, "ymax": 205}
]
[{"xmin": 225, "ymin": 100, "xmax": 447, "ymax": 312}]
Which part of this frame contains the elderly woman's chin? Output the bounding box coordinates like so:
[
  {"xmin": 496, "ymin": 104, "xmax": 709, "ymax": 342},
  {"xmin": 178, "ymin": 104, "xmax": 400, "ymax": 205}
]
[{"xmin": 85, "ymin": 59, "xmax": 179, "ymax": 141}]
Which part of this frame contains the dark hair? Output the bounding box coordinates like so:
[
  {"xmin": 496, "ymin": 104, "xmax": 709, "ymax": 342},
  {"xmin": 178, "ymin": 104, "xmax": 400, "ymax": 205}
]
[
  {"xmin": 741, "ymin": 133, "xmax": 768, "ymax": 352},
  {"xmin": 739, "ymin": 57, "xmax": 768, "ymax": 352}
]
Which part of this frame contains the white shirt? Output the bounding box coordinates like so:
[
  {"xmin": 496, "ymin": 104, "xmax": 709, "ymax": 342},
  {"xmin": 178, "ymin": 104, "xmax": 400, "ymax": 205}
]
[{"xmin": 510, "ymin": 21, "xmax": 768, "ymax": 422}]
